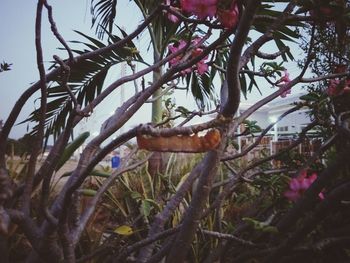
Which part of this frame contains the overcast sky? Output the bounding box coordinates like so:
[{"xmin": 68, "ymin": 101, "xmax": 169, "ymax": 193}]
[{"xmin": 0, "ymin": 1, "xmax": 305, "ymax": 140}]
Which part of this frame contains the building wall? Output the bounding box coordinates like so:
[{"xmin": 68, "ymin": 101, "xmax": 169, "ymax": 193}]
[
  {"xmin": 275, "ymin": 110, "xmax": 311, "ymax": 134},
  {"xmin": 246, "ymin": 110, "xmax": 270, "ymax": 129},
  {"xmin": 239, "ymin": 93, "xmax": 312, "ymax": 139}
]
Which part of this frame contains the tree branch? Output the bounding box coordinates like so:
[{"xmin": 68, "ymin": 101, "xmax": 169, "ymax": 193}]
[
  {"xmin": 22, "ymin": 0, "xmax": 47, "ymax": 215},
  {"xmin": 221, "ymin": 0, "xmax": 261, "ymax": 117}
]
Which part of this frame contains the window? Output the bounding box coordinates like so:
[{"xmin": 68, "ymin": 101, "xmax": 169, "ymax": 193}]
[{"xmin": 277, "ymin": 126, "xmax": 288, "ymax": 132}]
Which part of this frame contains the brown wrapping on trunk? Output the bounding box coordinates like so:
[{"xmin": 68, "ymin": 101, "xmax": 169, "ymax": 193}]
[{"xmin": 137, "ymin": 129, "xmax": 221, "ymax": 153}]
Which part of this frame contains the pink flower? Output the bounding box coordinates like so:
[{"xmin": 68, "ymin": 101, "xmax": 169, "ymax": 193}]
[
  {"xmin": 180, "ymin": 0, "xmax": 194, "ymax": 12},
  {"xmin": 168, "ymin": 40, "xmax": 186, "ymax": 63},
  {"xmin": 192, "ymin": 37, "xmax": 202, "ymax": 46},
  {"xmin": 197, "ymin": 60, "xmax": 209, "ymax": 74},
  {"xmin": 284, "ymin": 170, "xmax": 324, "ymax": 202},
  {"xmin": 327, "ymin": 79, "xmax": 340, "ymax": 96},
  {"xmin": 276, "ymin": 70, "xmax": 291, "ymax": 98},
  {"xmin": 168, "ymin": 40, "xmax": 189, "ymax": 70},
  {"xmin": 334, "ymin": 64, "xmax": 347, "ymax": 74},
  {"xmin": 192, "ymin": 47, "xmax": 209, "ymax": 74},
  {"xmin": 280, "ymin": 89, "xmax": 291, "ymax": 98},
  {"xmin": 326, "ymin": 79, "xmax": 350, "ymax": 96},
  {"xmin": 168, "ymin": 38, "xmax": 209, "ymax": 75},
  {"xmin": 277, "ymin": 70, "xmax": 291, "ymax": 84},
  {"xmin": 164, "ymin": 0, "xmax": 180, "ymax": 22},
  {"xmin": 217, "ymin": 2, "xmax": 239, "ymax": 28},
  {"xmin": 180, "ymin": 0, "xmax": 218, "ymax": 19},
  {"xmin": 167, "ymin": 9, "xmax": 180, "ymax": 23}
]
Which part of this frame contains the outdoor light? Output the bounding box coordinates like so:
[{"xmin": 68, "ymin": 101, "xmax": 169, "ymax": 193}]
[{"xmin": 269, "ymin": 116, "xmax": 278, "ymax": 123}]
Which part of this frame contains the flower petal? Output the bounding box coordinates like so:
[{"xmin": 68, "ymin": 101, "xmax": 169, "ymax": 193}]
[
  {"xmin": 284, "ymin": 190, "xmax": 301, "ymax": 202},
  {"xmin": 318, "ymin": 192, "xmax": 325, "ymax": 200},
  {"xmin": 289, "ymin": 178, "xmax": 301, "ymax": 191}
]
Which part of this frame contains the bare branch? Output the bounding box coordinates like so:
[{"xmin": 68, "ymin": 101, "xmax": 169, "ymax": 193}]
[
  {"xmin": 221, "ymin": 0, "xmax": 261, "ymax": 117},
  {"xmin": 199, "ymin": 229, "xmax": 259, "ymax": 247},
  {"xmin": 240, "ymin": 1, "xmax": 297, "ymax": 69},
  {"xmin": 22, "ymin": 0, "xmax": 47, "ymax": 215},
  {"xmin": 116, "ymin": 227, "xmax": 180, "ymax": 261},
  {"xmin": 256, "ymin": 48, "xmax": 289, "ymax": 60},
  {"xmin": 301, "ymin": 72, "xmax": 350, "ymax": 83},
  {"xmin": 43, "ymin": 0, "xmax": 74, "ymax": 61}
]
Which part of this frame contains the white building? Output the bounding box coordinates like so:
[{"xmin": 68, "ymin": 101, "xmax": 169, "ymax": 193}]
[
  {"xmin": 233, "ymin": 92, "xmax": 321, "ymax": 165},
  {"xmin": 239, "ymin": 92, "xmax": 312, "ymax": 140}
]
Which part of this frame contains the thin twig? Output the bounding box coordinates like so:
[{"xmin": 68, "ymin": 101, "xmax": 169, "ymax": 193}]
[
  {"xmin": 256, "ymin": 48, "xmax": 289, "ymax": 60},
  {"xmin": 53, "ymin": 55, "xmax": 82, "ymax": 113},
  {"xmin": 43, "ymin": 0, "xmax": 74, "ymax": 61},
  {"xmin": 240, "ymin": 1, "xmax": 297, "ymax": 69},
  {"xmin": 199, "ymin": 229, "xmax": 259, "ymax": 247},
  {"xmin": 116, "ymin": 227, "xmax": 180, "ymax": 261}
]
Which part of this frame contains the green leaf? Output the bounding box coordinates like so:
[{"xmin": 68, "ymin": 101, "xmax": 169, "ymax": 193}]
[
  {"xmin": 90, "ymin": 169, "xmax": 111, "ymax": 178},
  {"xmin": 130, "ymin": 191, "xmax": 142, "ymax": 200},
  {"xmin": 175, "ymin": 106, "xmax": 191, "ymax": 117},
  {"xmin": 141, "ymin": 199, "xmax": 151, "ymax": 217},
  {"xmin": 262, "ymin": 226, "xmax": 278, "ymax": 233},
  {"xmin": 55, "ymin": 132, "xmax": 90, "ymax": 171},
  {"xmin": 0, "ymin": 61, "xmax": 12, "ymax": 72},
  {"xmin": 274, "ymin": 38, "xmax": 294, "ymax": 61},
  {"xmin": 300, "ymin": 93, "xmax": 319, "ymax": 101},
  {"xmin": 80, "ymin": 189, "xmax": 97, "ymax": 197},
  {"xmin": 91, "ymin": 0, "xmax": 117, "ymax": 39},
  {"xmin": 114, "ymin": 225, "xmax": 133, "ymax": 236},
  {"xmin": 239, "ymin": 73, "xmax": 247, "ymax": 99},
  {"xmin": 190, "ymin": 72, "xmax": 215, "ymax": 109},
  {"xmin": 242, "ymin": 217, "xmax": 278, "ymax": 233},
  {"xmin": 25, "ymin": 30, "xmax": 143, "ymax": 142},
  {"xmin": 175, "ymin": 173, "xmax": 190, "ymax": 190},
  {"xmin": 245, "ymin": 66, "xmax": 261, "ymax": 95},
  {"xmin": 145, "ymin": 198, "xmax": 160, "ymax": 207}
]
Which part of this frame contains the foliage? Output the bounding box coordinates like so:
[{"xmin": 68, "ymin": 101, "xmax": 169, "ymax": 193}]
[
  {"xmin": 24, "ymin": 29, "xmax": 143, "ymax": 140},
  {"xmin": 5, "ymin": 134, "xmax": 36, "ymax": 156},
  {"xmin": 0, "ymin": 61, "xmax": 12, "ymax": 72}
]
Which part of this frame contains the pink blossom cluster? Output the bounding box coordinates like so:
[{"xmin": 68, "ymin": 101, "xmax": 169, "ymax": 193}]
[
  {"xmin": 181, "ymin": 0, "xmax": 217, "ymax": 20},
  {"xmin": 276, "ymin": 70, "xmax": 291, "ymax": 98},
  {"xmin": 216, "ymin": 2, "xmax": 239, "ymax": 28},
  {"xmin": 165, "ymin": 0, "xmax": 240, "ymax": 29},
  {"xmin": 326, "ymin": 79, "xmax": 350, "ymax": 96},
  {"xmin": 284, "ymin": 170, "xmax": 324, "ymax": 202},
  {"xmin": 168, "ymin": 38, "xmax": 208, "ymax": 75}
]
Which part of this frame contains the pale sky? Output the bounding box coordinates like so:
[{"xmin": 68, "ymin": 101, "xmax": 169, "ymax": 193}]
[{"xmin": 0, "ymin": 1, "xmax": 305, "ymax": 140}]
